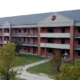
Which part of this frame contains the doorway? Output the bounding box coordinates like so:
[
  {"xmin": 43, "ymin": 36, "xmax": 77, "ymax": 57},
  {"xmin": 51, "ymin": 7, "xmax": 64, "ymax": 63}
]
[
  {"xmin": 33, "ymin": 47, "xmax": 36, "ymax": 54},
  {"xmin": 28, "ymin": 47, "xmax": 30, "ymax": 53}
]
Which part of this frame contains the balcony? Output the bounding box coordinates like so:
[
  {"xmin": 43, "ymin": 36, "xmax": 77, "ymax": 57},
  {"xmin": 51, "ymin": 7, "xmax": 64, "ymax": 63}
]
[
  {"xmin": 40, "ymin": 43, "xmax": 70, "ymax": 49},
  {"xmin": 75, "ymin": 33, "xmax": 80, "ymax": 38},
  {"xmin": 4, "ymin": 41, "xmax": 9, "ymax": 44},
  {"xmin": 4, "ymin": 33, "xmax": 9, "ymax": 36},
  {"xmin": 12, "ymin": 33, "xmax": 38, "ymax": 37},
  {"xmin": 22, "ymin": 42, "xmax": 38, "ymax": 46},
  {"xmin": 40, "ymin": 33, "xmax": 70, "ymax": 38},
  {"xmin": 75, "ymin": 45, "xmax": 80, "ymax": 50}
]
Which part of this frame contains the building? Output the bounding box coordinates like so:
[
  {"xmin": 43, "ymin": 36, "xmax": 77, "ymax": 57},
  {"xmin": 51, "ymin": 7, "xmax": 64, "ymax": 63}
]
[{"xmin": 0, "ymin": 9, "xmax": 80, "ymax": 60}]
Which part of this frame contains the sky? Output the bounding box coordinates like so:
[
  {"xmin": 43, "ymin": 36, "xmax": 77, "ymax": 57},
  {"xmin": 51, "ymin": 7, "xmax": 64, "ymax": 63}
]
[{"xmin": 0, "ymin": 0, "xmax": 80, "ymax": 18}]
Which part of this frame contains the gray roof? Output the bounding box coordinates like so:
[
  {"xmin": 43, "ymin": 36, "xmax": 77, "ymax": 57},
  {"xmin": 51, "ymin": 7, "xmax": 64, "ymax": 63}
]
[
  {"xmin": 0, "ymin": 9, "xmax": 80, "ymax": 25},
  {"xmin": 0, "ymin": 12, "xmax": 53, "ymax": 25},
  {"xmin": 58, "ymin": 9, "xmax": 80, "ymax": 21}
]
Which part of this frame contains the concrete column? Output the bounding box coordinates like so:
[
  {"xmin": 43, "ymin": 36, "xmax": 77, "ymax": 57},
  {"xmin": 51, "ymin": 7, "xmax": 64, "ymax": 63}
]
[
  {"xmin": 38, "ymin": 27, "xmax": 41, "ymax": 56},
  {"xmin": 2, "ymin": 28, "xmax": 4, "ymax": 46},
  {"xmin": 70, "ymin": 26, "xmax": 74, "ymax": 60}
]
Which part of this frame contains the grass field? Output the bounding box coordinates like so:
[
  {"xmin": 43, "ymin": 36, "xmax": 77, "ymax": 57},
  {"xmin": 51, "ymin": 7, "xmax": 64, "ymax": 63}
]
[
  {"xmin": 27, "ymin": 60, "xmax": 75, "ymax": 79},
  {"xmin": 17, "ymin": 54, "xmax": 44, "ymax": 66}
]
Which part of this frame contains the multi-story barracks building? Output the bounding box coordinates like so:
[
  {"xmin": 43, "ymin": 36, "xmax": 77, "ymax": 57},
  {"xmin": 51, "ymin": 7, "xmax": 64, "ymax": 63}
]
[{"xmin": 0, "ymin": 9, "xmax": 80, "ymax": 60}]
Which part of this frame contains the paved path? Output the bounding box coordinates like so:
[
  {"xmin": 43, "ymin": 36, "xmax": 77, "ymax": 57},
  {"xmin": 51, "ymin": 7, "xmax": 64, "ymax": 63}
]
[{"xmin": 15, "ymin": 60, "xmax": 55, "ymax": 80}]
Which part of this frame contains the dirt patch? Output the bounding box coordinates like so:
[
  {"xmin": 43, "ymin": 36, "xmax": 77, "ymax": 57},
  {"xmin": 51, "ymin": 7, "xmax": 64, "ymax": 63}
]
[{"xmin": 37, "ymin": 73, "xmax": 49, "ymax": 77}]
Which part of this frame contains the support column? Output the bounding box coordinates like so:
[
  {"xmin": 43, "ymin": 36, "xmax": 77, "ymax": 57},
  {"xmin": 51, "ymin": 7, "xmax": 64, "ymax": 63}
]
[
  {"xmin": 2, "ymin": 28, "xmax": 4, "ymax": 46},
  {"xmin": 9, "ymin": 28, "xmax": 11, "ymax": 42},
  {"xmin": 38, "ymin": 27, "xmax": 41, "ymax": 56},
  {"xmin": 70, "ymin": 26, "xmax": 74, "ymax": 60}
]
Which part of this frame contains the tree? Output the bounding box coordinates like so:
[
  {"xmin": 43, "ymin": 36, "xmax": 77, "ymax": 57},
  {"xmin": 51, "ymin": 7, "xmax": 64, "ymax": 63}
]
[
  {"xmin": 0, "ymin": 43, "xmax": 20, "ymax": 80},
  {"xmin": 50, "ymin": 51, "xmax": 62, "ymax": 72},
  {"xmin": 10, "ymin": 38, "xmax": 23, "ymax": 54},
  {"xmin": 55, "ymin": 60, "xmax": 80, "ymax": 80}
]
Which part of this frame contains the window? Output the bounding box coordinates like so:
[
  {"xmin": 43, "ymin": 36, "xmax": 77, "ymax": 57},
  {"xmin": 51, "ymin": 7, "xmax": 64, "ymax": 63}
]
[
  {"xmin": 78, "ymin": 39, "xmax": 80, "ymax": 44},
  {"xmin": 24, "ymin": 47, "xmax": 27, "ymax": 50},
  {"xmin": 48, "ymin": 38, "xmax": 53, "ymax": 43},
  {"xmin": 78, "ymin": 28, "xmax": 80, "ymax": 33},
  {"xmin": 78, "ymin": 51, "xmax": 80, "ymax": 56},
  {"xmin": 61, "ymin": 39, "xmax": 65, "ymax": 44},
  {"xmin": 24, "ymin": 38, "xmax": 26, "ymax": 42},
  {"xmin": 62, "ymin": 28, "xmax": 65, "ymax": 33},
  {"xmin": 48, "ymin": 48, "xmax": 54, "ymax": 53},
  {"xmin": 18, "ymin": 29, "xmax": 21, "ymax": 33},
  {"xmin": 24, "ymin": 29, "xmax": 26, "ymax": 33},
  {"xmin": 48, "ymin": 28, "xmax": 54, "ymax": 33}
]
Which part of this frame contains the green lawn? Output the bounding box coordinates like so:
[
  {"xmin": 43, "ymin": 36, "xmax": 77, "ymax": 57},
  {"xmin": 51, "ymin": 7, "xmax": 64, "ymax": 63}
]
[
  {"xmin": 27, "ymin": 60, "xmax": 75, "ymax": 79},
  {"xmin": 17, "ymin": 54, "xmax": 44, "ymax": 66}
]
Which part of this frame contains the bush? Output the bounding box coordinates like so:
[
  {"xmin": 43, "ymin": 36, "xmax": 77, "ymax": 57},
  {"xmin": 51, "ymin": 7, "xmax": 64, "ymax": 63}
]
[{"xmin": 55, "ymin": 60, "xmax": 80, "ymax": 80}]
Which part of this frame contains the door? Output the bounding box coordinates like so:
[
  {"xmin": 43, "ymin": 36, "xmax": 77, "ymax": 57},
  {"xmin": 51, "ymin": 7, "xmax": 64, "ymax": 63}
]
[
  {"xmin": 15, "ymin": 29, "xmax": 17, "ymax": 35},
  {"xmin": 33, "ymin": 38, "xmax": 36, "ymax": 45},
  {"xmin": 28, "ymin": 29, "xmax": 30, "ymax": 35},
  {"xmin": 33, "ymin": 29, "xmax": 36, "ymax": 36},
  {"xmin": 28, "ymin": 47, "xmax": 30, "ymax": 53},
  {"xmin": 33, "ymin": 47, "xmax": 36, "ymax": 54},
  {"xmin": 28, "ymin": 38, "xmax": 30, "ymax": 44}
]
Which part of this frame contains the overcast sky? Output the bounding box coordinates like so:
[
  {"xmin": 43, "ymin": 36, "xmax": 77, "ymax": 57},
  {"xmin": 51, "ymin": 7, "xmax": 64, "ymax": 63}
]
[{"xmin": 0, "ymin": 0, "xmax": 80, "ymax": 18}]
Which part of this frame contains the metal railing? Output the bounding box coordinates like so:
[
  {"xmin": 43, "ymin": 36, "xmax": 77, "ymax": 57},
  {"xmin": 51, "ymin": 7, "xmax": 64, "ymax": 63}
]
[
  {"xmin": 75, "ymin": 44, "xmax": 80, "ymax": 48},
  {"xmin": 12, "ymin": 33, "xmax": 38, "ymax": 36},
  {"xmin": 0, "ymin": 33, "xmax": 2, "ymax": 35},
  {"xmin": 0, "ymin": 40, "xmax": 2, "ymax": 44},
  {"xmin": 23, "ymin": 42, "xmax": 38, "ymax": 46},
  {"xmin": 75, "ymin": 33, "xmax": 80, "ymax": 37}
]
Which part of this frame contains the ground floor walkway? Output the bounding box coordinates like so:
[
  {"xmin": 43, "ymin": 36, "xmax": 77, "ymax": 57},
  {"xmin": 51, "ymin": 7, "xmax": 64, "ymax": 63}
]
[{"xmin": 16, "ymin": 60, "xmax": 55, "ymax": 80}]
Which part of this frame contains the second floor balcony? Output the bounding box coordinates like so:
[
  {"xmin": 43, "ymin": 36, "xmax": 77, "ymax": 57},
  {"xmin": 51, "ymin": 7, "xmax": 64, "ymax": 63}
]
[
  {"xmin": 12, "ymin": 33, "xmax": 38, "ymax": 37},
  {"xmin": 22, "ymin": 42, "xmax": 38, "ymax": 46}
]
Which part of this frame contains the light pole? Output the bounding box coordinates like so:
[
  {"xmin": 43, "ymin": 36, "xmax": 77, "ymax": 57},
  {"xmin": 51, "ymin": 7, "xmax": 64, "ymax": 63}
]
[{"xmin": 45, "ymin": 42, "xmax": 46, "ymax": 63}]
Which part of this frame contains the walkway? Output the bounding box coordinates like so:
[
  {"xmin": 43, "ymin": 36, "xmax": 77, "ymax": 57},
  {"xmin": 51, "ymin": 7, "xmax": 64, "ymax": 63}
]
[{"xmin": 16, "ymin": 60, "xmax": 55, "ymax": 80}]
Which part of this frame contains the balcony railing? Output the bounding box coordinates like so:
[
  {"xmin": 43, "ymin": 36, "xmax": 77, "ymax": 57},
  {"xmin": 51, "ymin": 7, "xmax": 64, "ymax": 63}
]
[
  {"xmin": 23, "ymin": 42, "xmax": 38, "ymax": 46},
  {"xmin": 40, "ymin": 43, "xmax": 70, "ymax": 49},
  {"xmin": 40, "ymin": 33, "xmax": 70, "ymax": 38},
  {"xmin": 12, "ymin": 33, "xmax": 38, "ymax": 37},
  {"xmin": 0, "ymin": 41, "xmax": 2, "ymax": 44},
  {"xmin": 0, "ymin": 33, "xmax": 2, "ymax": 36},
  {"xmin": 75, "ymin": 44, "xmax": 80, "ymax": 48},
  {"xmin": 75, "ymin": 33, "xmax": 80, "ymax": 38}
]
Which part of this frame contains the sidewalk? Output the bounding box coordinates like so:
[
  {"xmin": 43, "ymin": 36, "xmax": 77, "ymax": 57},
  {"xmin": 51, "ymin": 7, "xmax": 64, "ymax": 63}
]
[{"xmin": 16, "ymin": 60, "xmax": 55, "ymax": 80}]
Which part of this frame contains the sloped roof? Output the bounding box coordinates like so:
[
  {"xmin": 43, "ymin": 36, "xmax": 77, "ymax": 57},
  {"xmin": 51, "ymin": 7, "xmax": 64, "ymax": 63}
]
[
  {"xmin": 58, "ymin": 9, "xmax": 80, "ymax": 21},
  {"xmin": 0, "ymin": 12, "xmax": 53, "ymax": 25},
  {"xmin": 0, "ymin": 9, "xmax": 80, "ymax": 25}
]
